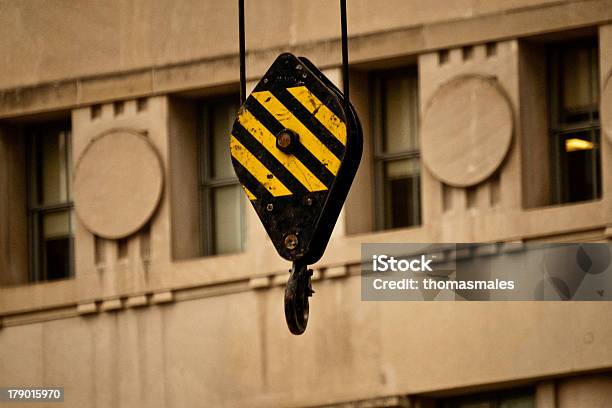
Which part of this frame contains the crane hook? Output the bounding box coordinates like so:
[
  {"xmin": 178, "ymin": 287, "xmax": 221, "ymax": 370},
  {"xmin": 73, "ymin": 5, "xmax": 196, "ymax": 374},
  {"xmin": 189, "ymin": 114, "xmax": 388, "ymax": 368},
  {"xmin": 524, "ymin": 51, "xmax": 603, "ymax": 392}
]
[{"xmin": 284, "ymin": 260, "xmax": 314, "ymax": 335}]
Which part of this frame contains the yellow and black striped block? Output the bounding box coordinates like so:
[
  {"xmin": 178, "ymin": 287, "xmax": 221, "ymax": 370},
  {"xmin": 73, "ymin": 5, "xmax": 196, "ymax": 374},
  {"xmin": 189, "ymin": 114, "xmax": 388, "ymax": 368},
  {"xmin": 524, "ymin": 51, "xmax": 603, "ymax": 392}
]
[
  {"xmin": 230, "ymin": 86, "xmax": 347, "ymax": 201},
  {"xmin": 230, "ymin": 53, "xmax": 362, "ymax": 263}
]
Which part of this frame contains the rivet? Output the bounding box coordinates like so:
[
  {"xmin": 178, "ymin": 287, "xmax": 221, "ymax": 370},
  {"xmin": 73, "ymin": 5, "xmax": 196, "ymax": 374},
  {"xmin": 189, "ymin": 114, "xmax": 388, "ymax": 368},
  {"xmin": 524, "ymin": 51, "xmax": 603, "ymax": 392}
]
[{"xmin": 266, "ymin": 203, "xmax": 274, "ymax": 212}]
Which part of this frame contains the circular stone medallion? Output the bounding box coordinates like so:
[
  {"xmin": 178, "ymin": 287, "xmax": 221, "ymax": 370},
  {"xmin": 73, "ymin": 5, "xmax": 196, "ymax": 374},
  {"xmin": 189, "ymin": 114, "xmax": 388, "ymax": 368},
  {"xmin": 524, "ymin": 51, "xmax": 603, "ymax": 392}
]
[
  {"xmin": 421, "ymin": 75, "xmax": 513, "ymax": 187},
  {"xmin": 602, "ymin": 72, "xmax": 612, "ymax": 144},
  {"xmin": 74, "ymin": 130, "xmax": 163, "ymax": 239}
]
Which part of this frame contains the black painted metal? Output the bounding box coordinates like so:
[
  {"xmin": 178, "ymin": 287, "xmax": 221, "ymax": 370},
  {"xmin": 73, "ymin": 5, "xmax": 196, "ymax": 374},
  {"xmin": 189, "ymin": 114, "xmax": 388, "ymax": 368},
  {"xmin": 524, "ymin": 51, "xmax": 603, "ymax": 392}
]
[{"xmin": 284, "ymin": 260, "xmax": 314, "ymax": 335}]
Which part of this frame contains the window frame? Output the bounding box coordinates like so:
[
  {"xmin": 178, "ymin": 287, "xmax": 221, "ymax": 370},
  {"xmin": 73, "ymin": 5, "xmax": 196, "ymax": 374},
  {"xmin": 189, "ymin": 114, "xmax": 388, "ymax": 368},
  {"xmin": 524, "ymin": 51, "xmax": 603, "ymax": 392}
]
[
  {"xmin": 547, "ymin": 37, "xmax": 602, "ymax": 204},
  {"xmin": 26, "ymin": 122, "xmax": 74, "ymax": 282},
  {"xmin": 197, "ymin": 95, "xmax": 246, "ymax": 256},
  {"xmin": 370, "ymin": 66, "xmax": 422, "ymax": 231},
  {"xmin": 438, "ymin": 386, "xmax": 535, "ymax": 408}
]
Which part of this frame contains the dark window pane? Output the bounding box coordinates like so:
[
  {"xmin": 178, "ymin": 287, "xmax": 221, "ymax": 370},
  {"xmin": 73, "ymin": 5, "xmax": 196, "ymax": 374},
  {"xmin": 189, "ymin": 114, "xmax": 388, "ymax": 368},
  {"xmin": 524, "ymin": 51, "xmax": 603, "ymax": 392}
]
[
  {"xmin": 548, "ymin": 38, "xmax": 601, "ymax": 205},
  {"xmin": 445, "ymin": 402, "xmax": 490, "ymax": 408},
  {"xmin": 199, "ymin": 96, "xmax": 244, "ymax": 256},
  {"xmin": 499, "ymin": 395, "xmax": 535, "ymax": 408},
  {"xmin": 28, "ymin": 124, "xmax": 73, "ymax": 282},
  {"xmin": 384, "ymin": 159, "xmax": 420, "ymax": 228},
  {"xmin": 560, "ymin": 44, "xmax": 599, "ymax": 123},
  {"xmin": 37, "ymin": 130, "xmax": 71, "ymax": 206},
  {"xmin": 39, "ymin": 210, "xmax": 72, "ymax": 280},
  {"xmin": 211, "ymin": 185, "xmax": 243, "ymax": 254},
  {"xmin": 372, "ymin": 68, "xmax": 421, "ymax": 231},
  {"xmin": 382, "ymin": 73, "xmax": 419, "ymax": 153},
  {"xmin": 440, "ymin": 389, "xmax": 534, "ymax": 408},
  {"xmin": 44, "ymin": 238, "xmax": 71, "ymax": 281},
  {"xmin": 210, "ymin": 100, "xmax": 239, "ymax": 180},
  {"xmin": 554, "ymin": 129, "xmax": 601, "ymax": 203}
]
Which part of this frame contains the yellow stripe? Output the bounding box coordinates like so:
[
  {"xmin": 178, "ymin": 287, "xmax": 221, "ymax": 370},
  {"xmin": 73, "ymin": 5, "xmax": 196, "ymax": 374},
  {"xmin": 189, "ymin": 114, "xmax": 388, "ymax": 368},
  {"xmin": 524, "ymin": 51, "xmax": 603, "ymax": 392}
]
[
  {"xmin": 237, "ymin": 109, "xmax": 327, "ymax": 192},
  {"xmin": 242, "ymin": 186, "xmax": 256, "ymax": 201},
  {"xmin": 230, "ymin": 135, "xmax": 291, "ymax": 197},
  {"xmin": 287, "ymin": 86, "xmax": 347, "ymax": 145},
  {"xmin": 252, "ymin": 91, "xmax": 341, "ymax": 175}
]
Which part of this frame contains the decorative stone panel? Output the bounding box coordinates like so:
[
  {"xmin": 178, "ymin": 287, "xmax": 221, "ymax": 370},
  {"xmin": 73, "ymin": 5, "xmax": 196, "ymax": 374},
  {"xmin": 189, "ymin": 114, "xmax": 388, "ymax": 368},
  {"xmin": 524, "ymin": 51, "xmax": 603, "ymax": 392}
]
[
  {"xmin": 421, "ymin": 74, "xmax": 513, "ymax": 187},
  {"xmin": 602, "ymin": 70, "xmax": 612, "ymax": 144},
  {"xmin": 74, "ymin": 128, "xmax": 164, "ymax": 239}
]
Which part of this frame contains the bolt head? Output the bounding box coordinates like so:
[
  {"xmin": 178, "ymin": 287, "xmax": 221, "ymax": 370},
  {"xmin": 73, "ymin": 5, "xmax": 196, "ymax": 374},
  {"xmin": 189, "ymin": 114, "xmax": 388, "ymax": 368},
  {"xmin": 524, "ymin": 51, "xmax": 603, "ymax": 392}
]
[
  {"xmin": 276, "ymin": 129, "xmax": 299, "ymax": 153},
  {"xmin": 277, "ymin": 131, "xmax": 292, "ymax": 148},
  {"xmin": 284, "ymin": 234, "xmax": 299, "ymax": 250}
]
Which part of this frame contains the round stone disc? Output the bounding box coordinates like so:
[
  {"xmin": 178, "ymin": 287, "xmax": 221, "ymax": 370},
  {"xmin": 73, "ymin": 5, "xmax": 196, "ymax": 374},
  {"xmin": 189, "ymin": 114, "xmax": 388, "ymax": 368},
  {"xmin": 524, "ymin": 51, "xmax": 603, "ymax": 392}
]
[
  {"xmin": 601, "ymin": 71, "xmax": 612, "ymax": 144},
  {"xmin": 74, "ymin": 130, "xmax": 163, "ymax": 239},
  {"xmin": 421, "ymin": 75, "xmax": 513, "ymax": 187}
]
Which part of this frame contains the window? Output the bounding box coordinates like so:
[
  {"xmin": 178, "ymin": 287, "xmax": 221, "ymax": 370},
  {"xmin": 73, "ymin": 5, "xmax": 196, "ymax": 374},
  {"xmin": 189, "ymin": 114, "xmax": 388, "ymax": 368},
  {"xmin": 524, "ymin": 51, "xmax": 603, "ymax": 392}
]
[
  {"xmin": 27, "ymin": 123, "xmax": 74, "ymax": 282},
  {"xmin": 199, "ymin": 96, "xmax": 245, "ymax": 255},
  {"xmin": 372, "ymin": 68, "xmax": 421, "ymax": 230},
  {"xmin": 439, "ymin": 388, "xmax": 534, "ymax": 408},
  {"xmin": 548, "ymin": 38, "xmax": 601, "ymax": 204}
]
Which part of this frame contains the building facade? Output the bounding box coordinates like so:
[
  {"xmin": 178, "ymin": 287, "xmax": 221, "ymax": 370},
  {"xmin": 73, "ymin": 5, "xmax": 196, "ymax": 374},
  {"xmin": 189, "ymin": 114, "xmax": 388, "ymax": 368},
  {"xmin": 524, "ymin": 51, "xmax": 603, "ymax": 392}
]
[{"xmin": 1, "ymin": 0, "xmax": 612, "ymax": 406}]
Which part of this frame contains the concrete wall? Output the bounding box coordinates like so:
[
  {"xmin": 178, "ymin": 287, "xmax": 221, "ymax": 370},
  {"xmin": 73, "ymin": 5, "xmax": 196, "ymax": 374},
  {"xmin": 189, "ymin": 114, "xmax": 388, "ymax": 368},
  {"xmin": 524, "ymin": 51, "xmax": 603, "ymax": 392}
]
[
  {"xmin": 2, "ymin": 280, "xmax": 612, "ymax": 407},
  {"xmin": 1, "ymin": 1, "xmax": 612, "ymax": 407},
  {"xmin": 0, "ymin": 0, "xmax": 572, "ymax": 90}
]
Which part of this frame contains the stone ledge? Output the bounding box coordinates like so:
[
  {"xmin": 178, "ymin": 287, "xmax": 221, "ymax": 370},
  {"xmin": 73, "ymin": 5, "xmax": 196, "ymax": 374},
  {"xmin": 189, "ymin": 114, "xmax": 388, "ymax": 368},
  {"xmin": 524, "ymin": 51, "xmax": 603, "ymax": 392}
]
[
  {"xmin": 77, "ymin": 302, "xmax": 99, "ymax": 315},
  {"xmin": 249, "ymin": 276, "xmax": 271, "ymax": 289},
  {"xmin": 1, "ymin": 222, "xmax": 611, "ymax": 327},
  {"xmin": 272, "ymin": 273, "xmax": 289, "ymax": 287},
  {"xmin": 151, "ymin": 291, "xmax": 174, "ymax": 305},
  {"xmin": 100, "ymin": 298, "xmax": 124, "ymax": 312},
  {"xmin": 604, "ymin": 225, "xmax": 612, "ymax": 239},
  {"xmin": 325, "ymin": 266, "xmax": 349, "ymax": 279},
  {"xmin": 126, "ymin": 295, "xmax": 149, "ymax": 308}
]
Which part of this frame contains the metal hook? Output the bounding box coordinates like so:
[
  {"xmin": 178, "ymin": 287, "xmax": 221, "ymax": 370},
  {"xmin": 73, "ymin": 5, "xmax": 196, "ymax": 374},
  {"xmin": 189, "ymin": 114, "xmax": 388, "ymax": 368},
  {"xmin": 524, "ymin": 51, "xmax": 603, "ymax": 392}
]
[{"xmin": 284, "ymin": 260, "xmax": 314, "ymax": 335}]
